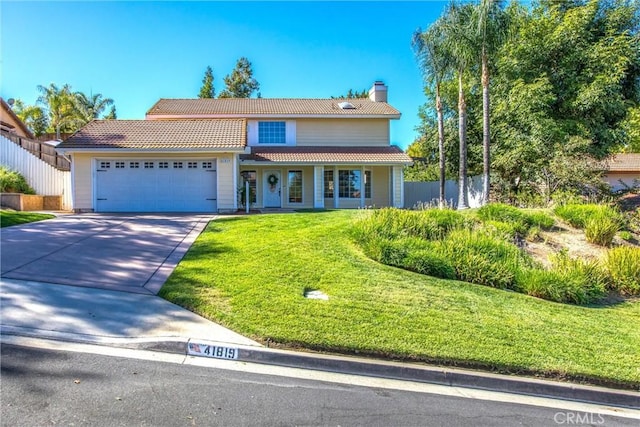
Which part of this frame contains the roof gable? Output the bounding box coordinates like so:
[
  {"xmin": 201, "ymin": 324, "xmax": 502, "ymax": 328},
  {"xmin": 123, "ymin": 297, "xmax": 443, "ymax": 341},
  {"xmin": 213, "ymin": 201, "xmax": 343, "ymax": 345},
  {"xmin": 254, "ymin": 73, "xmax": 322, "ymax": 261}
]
[{"xmin": 146, "ymin": 98, "xmax": 401, "ymax": 119}]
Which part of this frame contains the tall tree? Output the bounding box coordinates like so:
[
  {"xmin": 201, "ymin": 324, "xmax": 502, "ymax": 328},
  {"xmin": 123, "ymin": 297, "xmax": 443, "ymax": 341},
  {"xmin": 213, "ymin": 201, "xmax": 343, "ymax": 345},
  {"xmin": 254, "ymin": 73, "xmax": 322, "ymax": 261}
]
[
  {"xmin": 74, "ymin": 92, "xmax": 114, "ymax": 123},
  {"xmin": 36, "ymin": 83, "xmax": 81, "ymax": 140},
  {"xmin": 412, "ymin": 17, "xmax": 452, "ymax": 208},
  {"xmin": 12, "ymin": 99, "xmax": 48, "ymax": 137},
  {"xmin": 474, "ymin": 0, "xmax": 508, "ymax": 205},
  {"xmin": 331, "ymin": 88, "xmax": 369, "ymax": 99},
  {"xmin": 443, "ymin": 1, "xmax": 476, "ymax": 209},
  {"xmin": 198, "ymin": 66, "xmax": 215, "ymax": 98},
  {"xmin": 219, "ymin": 57, "xmax": 260, "ymax": 98},
  {"xmin": 104, "ymin": 105, "xmax": 117, "ymax": 119}
]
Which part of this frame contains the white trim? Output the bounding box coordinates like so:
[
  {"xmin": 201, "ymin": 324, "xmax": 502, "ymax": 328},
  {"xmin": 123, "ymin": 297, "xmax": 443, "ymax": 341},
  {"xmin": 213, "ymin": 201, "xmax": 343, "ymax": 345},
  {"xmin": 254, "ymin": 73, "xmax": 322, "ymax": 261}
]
[{"xmin": 240, "ymin": 161, "xmax": 410, "ymax": 166}]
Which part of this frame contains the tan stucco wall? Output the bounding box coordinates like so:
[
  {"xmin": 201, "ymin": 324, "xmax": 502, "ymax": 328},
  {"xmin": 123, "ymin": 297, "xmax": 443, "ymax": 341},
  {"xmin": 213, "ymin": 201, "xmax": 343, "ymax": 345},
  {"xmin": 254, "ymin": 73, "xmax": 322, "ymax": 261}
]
[
  {"xmin": 71, "ymin": 152, "xmax": 237, "ymax": 212},
  {"xmin": 370, "ymin": 166, "xmax": 390, "ymax": 207},
  {"xmin": 296, "ymin": 119, "xmax": 389, "ymax": 146},
  {"xmin": 604, "ymin": 172, "xmax": 639, "ymax": 191}
]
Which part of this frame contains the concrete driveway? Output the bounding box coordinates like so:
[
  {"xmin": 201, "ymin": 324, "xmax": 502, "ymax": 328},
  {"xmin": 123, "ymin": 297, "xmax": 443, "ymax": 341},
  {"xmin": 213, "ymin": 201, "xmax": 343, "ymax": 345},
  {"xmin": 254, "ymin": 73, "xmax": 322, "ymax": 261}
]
[{"xmin": 1, "ymin": 214, "xmax": 212, "ymax": 294}]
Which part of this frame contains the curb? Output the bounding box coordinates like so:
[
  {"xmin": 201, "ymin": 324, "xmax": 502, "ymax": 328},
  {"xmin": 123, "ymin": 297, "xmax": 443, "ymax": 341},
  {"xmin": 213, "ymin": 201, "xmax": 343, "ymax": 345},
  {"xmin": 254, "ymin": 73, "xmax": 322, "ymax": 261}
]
[
  {"xmin": 181, "ymin": 338, "xmax": 640, "ymax": 410},
  {"xmin": 3, "ymin": 329, "xmax": 638, "ymax": 410}
]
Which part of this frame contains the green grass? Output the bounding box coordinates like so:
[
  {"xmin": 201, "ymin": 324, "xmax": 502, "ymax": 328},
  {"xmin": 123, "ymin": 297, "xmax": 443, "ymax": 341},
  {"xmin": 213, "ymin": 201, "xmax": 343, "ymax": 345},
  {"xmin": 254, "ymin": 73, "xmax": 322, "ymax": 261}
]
[
  {"xmin": 0, "ymin": 210, "xmax": 54, "ymax": 227},
  {"xmin": 160, "ymin": 211, "xmax": 640, "ymax": 388}
]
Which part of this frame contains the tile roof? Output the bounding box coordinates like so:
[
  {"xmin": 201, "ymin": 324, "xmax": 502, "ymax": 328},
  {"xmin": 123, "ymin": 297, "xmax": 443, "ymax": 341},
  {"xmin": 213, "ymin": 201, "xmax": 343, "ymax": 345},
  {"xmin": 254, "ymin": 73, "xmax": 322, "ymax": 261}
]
[
  {"xmin": 58, "ymin": 119, "xmax": 246, "ymax": 150},
  {"xmin": 607, "ymin": 153, "xmax": 640, "ymax": 172},
  {"xmin": 146, "ymin": 98, "xmax": 401, "ymax": 118},
  {"xmin": 240, "ymin": 146, "xmax": 412, "ymax": 165}
]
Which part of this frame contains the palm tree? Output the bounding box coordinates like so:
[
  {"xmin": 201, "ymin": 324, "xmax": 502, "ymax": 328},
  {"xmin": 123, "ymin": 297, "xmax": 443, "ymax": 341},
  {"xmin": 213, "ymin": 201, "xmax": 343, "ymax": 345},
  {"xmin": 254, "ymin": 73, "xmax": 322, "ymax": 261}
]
[
  {"xmin": 37, "ymin": 83, "xmax": 81, "ymax": 140},
  {"xmin": 442, "ymin": 2, "xmax": 476, "ymax": 209},
  {"xmin": 74, "ymin": 92, "xmax": 114, "ymax": 123},
  {"xmin": 412, "ymin": 19, "xmax": 451, "ymax": 208},
  {"xmin": 474, "ymin": 0, "xmax": 507, "ymax": 205}
]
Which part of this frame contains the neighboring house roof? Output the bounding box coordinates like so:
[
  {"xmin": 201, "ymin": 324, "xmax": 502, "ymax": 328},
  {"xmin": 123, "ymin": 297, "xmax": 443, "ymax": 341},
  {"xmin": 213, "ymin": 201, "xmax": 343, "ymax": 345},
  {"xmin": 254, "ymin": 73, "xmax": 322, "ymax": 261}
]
[
  {"xmin": 146, "ymin": 98, "xmax": 401, "ymax": 119},
  {"xmin": 0, "ymin": 97, "xmax": 35, "ymax": 139},
  {"xmin": 57, "ymin": 119, "xmax": 247, "ymax": 151},
  {"xmin": 240, "ymin": 146, "xmax": 412, "ymax": 165},
  {"xmin": 607, "ymin": 153, "xmax": 640, "ymax": 172}
]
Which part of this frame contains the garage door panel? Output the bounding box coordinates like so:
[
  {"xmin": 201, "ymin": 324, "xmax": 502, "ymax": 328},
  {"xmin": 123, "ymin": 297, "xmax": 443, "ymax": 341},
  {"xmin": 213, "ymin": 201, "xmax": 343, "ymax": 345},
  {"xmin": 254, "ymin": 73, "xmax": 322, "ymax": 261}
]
[{"xmin": 95, "ymin": 159, "xmax": 217, "ymax": 213}]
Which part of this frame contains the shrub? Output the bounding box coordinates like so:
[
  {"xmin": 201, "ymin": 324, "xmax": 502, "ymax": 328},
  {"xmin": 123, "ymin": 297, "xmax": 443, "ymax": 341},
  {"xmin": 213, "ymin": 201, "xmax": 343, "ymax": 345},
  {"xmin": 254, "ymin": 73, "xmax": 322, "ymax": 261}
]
[
  {"xmin": 605, "ymin": 247, "xmax": 640, "ymax": 295},
  {"xmin": 352, "ymin": 208, "xmax": 467, "ymax": 243},
  {"xmin": 546, "ymin": 251, "xmax": 607, "ymax": 304},
  {"xmin": 527, "ymin": 212, "xmax": 555, "ymax": 230},
  {"xmin": 478, "ymin": 203, "xmax": 530, "ymax": 233},
  {"xmin": 404, "ymin": 249, "xmax": 456, "ymax": 280},
  {"xmin": 554, "ymin": 204, "xmax": 624, "ymax": 230},
  {"xmin": 439, "ymin": 229, "xmax": 528, "ymax": 289},
  {"xmin": 617, "ymin": 231, "xmax": 633, "ymax": 241},
  {"xmin": 481, "ymin": 220, "xmax": 519, "ymax": 240},
  {"xmin": 0, "ymin": 166, "xmax": 35, "ymax": 194},
  {"xmin": 585, "ymin": 213, "xmax": 621, "ymax": 246}
]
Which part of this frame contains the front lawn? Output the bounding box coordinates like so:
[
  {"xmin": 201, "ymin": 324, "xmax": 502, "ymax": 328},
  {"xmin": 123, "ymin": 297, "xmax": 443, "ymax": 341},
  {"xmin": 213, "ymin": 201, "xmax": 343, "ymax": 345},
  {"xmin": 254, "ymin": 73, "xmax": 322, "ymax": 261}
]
[
  {"xmin": 0, "ymin": 210, "xmax": 55, "ymax": 227},
  {"xmin": 160, "ymin": 210, "xmax": 640, "ymax": 389}
]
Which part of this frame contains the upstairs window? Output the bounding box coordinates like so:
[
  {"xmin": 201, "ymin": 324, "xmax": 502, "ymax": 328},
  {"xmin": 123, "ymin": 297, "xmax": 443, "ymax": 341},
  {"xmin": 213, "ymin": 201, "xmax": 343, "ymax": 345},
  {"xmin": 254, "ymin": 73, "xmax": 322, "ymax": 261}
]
[{"xmin": 258, "ymin": 121, "xmax": 286, "ymax": 144}]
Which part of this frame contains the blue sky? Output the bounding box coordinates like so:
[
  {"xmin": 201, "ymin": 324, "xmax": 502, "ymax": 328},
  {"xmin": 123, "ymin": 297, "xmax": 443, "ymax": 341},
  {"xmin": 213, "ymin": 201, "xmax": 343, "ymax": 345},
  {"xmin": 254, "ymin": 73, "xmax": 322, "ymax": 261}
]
[{"xmin": 1, "ymin": 1, "xmax": 447, "ymax": 149}]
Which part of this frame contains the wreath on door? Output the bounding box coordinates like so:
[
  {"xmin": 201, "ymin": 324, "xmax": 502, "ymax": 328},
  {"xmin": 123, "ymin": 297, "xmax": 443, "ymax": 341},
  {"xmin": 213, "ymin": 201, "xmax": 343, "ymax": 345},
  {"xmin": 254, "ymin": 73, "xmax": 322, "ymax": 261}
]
[{"xmin": 267, "ymin": 174, "xmax": 279, "ymax": 187}]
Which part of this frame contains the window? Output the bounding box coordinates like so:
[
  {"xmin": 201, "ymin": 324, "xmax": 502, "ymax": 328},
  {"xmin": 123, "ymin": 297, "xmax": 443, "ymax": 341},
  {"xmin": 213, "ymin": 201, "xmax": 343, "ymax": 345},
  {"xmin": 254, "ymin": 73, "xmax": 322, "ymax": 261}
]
[
  {"xmin": 324, "ymin": 170, "xmax": 334, "ymax": 198},
  {"xmin": 173, "ymin": 161, "xmax": 183, "ymax": 169},
  {"xmin": 202, "ymin": 161, "xmax": 213, "ymax": 169},
  {"xmin": 115, "ymin": 161, "xmax": 125, "ymax": 169},
  {"xmin": 100, "ymin": 161, "xmax": 110, "ymax": 169},
  {"xmin": 258, "ymin": 121, "xmax": 286, "ymax": 144},
  {"xmin": 339, "ymin": 170, "xmax": 359, "ymax": 198},
  {"xmin": 144, "ymin": 162, "xmax": 154, "ymax": 169},
  {"xmin": 288, "ymin": 170, "xmax": 302, "ymax": 203},
  {"xmin": 188, "ymin": 162, "xmax": 198, "ymax": 169},
  {"xmin": 129, "ymin": 162, "xmax": 139, "ymax": 169},
  {"xmin": 240, "ymin": 170, "xmax": 257, "ymax": 204},
  {"xmin": 159, "ymin": 161, "xmax": 169, "ymax": 169}
]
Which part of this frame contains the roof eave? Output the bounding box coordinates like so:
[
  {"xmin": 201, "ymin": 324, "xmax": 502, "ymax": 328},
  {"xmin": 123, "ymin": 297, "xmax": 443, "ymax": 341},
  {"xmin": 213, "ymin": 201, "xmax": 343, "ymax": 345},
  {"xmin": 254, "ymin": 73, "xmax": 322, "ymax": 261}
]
[
  {"xmin": 56, "ymin": 147, "xmax": 247, "ymax": 154},
  {"xmin": 146, "ymin": 113, "xmax": 401, "ymax": 120}
]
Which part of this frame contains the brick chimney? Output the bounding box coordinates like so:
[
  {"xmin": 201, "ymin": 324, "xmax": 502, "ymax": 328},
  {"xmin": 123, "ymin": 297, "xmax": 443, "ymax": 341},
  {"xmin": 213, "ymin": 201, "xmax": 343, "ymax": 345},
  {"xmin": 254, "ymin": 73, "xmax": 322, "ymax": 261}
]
[{"xmin": 368, "ymin": 81, "xmax": 388, "ymax": 102}]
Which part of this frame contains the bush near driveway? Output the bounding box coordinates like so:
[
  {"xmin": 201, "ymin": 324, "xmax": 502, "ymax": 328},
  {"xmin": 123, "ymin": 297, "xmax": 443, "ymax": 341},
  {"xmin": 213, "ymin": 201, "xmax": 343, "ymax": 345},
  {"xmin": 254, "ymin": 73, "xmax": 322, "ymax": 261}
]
[{"xmin": 161, "ymin": 211, "xmax": 640, "ymax": 388}]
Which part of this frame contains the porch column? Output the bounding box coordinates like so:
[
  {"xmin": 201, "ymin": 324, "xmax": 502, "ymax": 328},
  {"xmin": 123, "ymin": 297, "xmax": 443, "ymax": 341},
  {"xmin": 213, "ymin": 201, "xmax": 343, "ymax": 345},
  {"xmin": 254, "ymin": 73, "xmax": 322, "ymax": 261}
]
[
  {"xmin": 392, "ymin": 166, "xmax": 404, "ymax": 208},
  {"xmin": 360, "ymin": 165, "xmax": 365, "ymax": 208},
  {"xmin": 314, "ymin": 166, "xmax": 324, "ymax": 209},
  {"xmin": 333, "ymin": 166, "xmax": 339, "ymax": 208}
]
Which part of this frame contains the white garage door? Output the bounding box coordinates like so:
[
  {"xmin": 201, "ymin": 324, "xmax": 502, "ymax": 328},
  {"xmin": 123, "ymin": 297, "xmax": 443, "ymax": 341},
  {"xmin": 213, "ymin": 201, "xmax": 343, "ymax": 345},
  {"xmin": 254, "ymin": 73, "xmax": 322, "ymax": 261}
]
[{"xmin": 95, "ymin": 159, "xmax": 217, "ymax": 212}]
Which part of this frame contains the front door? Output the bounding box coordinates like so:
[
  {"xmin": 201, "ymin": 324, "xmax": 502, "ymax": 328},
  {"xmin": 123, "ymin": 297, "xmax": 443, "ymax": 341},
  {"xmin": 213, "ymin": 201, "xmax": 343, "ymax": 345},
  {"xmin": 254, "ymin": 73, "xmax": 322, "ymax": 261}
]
[{"xmin": 263, "ymin": 170, "xmax": 281, "ymax": 208}]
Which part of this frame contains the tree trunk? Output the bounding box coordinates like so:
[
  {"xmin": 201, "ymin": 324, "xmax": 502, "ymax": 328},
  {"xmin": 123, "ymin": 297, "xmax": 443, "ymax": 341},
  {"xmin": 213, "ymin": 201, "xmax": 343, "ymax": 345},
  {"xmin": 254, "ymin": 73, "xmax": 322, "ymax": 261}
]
[
  {"xmin": 457, "ymin": 72, "xmax": 469, "ymax": 210},
  {"xmin": 482, "ymin": 49, "xmax": 490, "ymax": 206},
  {"xmin": 436, "ymin": 86, "xmax": 446, "ymax": 209}
]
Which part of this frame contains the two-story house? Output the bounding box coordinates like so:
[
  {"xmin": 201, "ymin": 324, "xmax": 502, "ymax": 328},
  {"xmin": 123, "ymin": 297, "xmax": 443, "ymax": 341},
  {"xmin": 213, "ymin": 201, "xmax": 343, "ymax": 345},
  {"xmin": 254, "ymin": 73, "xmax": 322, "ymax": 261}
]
[{"xmin": 57, "ymin": 82, "xmax": 411, "ymax": 213}]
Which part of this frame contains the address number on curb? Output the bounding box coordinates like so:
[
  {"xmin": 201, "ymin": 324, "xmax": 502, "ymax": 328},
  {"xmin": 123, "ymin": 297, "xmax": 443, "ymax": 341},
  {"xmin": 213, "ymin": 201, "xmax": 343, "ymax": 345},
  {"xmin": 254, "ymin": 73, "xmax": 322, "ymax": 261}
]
[{"xmin": 187, "ymin": 342, "xmax": 239, "ymax": 360}]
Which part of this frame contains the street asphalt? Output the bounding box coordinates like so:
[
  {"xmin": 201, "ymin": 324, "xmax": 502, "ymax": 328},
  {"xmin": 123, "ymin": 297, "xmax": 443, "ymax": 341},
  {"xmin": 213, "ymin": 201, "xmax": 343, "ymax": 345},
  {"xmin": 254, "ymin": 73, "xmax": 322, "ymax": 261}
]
[{"xmin": 1, "ymin": 213, "xmax": 638, "ymax": 410}]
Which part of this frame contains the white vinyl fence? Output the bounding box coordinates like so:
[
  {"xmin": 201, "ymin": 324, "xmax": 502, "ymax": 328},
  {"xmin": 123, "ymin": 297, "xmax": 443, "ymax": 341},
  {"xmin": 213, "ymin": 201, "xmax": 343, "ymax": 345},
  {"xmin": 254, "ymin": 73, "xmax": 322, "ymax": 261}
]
[
  {"xmin": 1, "ymin": 134, "xmax": 72, "ymax": 210},
  {"xmin": 404, "ymin": 175, "xmax": 483, "ymax": 209}
]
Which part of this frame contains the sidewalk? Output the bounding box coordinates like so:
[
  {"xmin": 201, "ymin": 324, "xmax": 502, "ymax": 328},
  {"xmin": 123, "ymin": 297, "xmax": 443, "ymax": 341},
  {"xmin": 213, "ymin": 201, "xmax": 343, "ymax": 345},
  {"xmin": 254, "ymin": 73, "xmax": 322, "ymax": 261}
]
[{"xmin": 1, "ymin": 277, "xmax": 638, "ymax": 410}]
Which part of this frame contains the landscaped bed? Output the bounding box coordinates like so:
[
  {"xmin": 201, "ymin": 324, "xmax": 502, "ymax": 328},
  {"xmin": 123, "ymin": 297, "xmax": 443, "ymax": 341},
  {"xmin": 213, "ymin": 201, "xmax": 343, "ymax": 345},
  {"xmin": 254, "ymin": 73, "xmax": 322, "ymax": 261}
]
[
  {"xmin": 160, "ymin": 210, "xmax": 640, "ymax": 389},
  {"xmin": 0, "ymin": 210, "xmax": 55, "ymax": 227}
]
